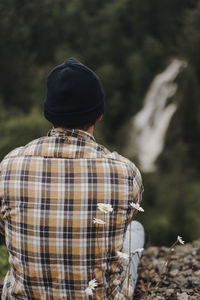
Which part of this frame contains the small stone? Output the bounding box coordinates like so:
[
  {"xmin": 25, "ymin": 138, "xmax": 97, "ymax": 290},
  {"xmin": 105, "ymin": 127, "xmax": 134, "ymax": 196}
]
[
  {"xmin": 170, "ymin": 269, "xmax": 179, "ymax": 276},
  {"xmin": 162, "ymin": 280, "xmax": 170, "ymax": 286},
  {"xmin": 177, "ymin": 292, "xmax": 189, "ymax": 300},
  {"xmin": 181, "ymin": 269, "xmax": 193, "ymax": 276},
  {"xmin": 154, "ymin": 260, "xmax": 166, "ymax": 274},
  {"xmin": 147, "ymin": 246, "xmax": 159, "ymax": 257},
  {"xmin": 160, "ymin": 246, "xmax": 169, "ymax": 253},
  {"xmin": 188, "ymin": 277, "xmax": 200, "ymax": 286},
  {"xmin": 196, "ymin": 247, "xmax": 200, "ymax": 256},
  {"xmin": 166, "ymin": 288, "xmax": 174, "ymax": 296},
  {"xmin": 194, "ymin": 270, "xmax": 200, "ymax": 276},
  {"xmin": 182, "ymin": 288, "xmax": 195, "ymax": 294},
  {"xmin": 190, "ymin": 262, "xmax": 200, "ymax": 271},
  {"xmin": 175, "ymin": 275, "xmax": 189, "ymax": 288}
]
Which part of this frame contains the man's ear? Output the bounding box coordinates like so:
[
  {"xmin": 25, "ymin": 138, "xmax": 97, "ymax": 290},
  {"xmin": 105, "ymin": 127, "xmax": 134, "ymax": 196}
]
[{"xmin": 96, "ymin": 114, "xmax": 103, "ymax": 122}]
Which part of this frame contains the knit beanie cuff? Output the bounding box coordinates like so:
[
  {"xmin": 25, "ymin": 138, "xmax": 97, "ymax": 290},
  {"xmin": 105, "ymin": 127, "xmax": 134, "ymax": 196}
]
[{"xmin": 44, "ymin": 100, "xmax": 104, "ymax": 127}]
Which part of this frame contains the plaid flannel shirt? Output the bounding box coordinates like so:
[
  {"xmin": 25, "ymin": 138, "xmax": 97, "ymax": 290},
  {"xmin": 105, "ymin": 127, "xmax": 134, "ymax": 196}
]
[{"xmin": 0, "ymin": 128, "xmax": 143, "ymax": 299}]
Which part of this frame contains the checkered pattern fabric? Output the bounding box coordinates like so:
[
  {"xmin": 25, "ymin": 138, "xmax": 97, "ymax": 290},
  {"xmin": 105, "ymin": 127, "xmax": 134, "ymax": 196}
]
[{"xmin": 0, "ymin": 128, "xmax": 143, "ymax": 299}]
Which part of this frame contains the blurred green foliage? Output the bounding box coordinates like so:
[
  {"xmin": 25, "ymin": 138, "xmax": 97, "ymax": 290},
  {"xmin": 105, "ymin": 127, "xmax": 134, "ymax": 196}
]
[
  {"xmin": 0, "ymin": 0, "xmax": 200, "ymax": 252},
  {"xmin": 0, "ymin": 108, "xmax": 50, "ymax": 159},
  {"xmin": 0, "ymin": 244, "xmax": 9, "ymax": 279}
]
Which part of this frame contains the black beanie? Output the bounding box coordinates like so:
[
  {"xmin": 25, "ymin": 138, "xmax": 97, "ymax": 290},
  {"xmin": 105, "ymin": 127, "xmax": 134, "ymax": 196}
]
[{"xmin": 44, "ymin": 58, "xmax": 105, "ymax": 127}]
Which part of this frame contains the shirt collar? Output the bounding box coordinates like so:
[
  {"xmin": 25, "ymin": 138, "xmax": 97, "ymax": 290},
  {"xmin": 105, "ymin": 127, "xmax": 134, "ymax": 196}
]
[{"xmin": 48, "ymin": 127, "xmax": 95, "ymax": 142}]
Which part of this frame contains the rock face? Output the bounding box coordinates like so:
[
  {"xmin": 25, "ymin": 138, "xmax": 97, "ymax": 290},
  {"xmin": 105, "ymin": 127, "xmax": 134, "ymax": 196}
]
[
  {"xmin": 0, "ymin": 242, "xmax": 199, "ymax": 299},
  {"xmin": 134, "ymin": 241, "xmax": 200, "ymax": 300}
]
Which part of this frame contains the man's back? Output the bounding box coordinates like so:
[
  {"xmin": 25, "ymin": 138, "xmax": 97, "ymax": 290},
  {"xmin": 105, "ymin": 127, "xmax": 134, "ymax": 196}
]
[{"xmin": 0, "ymin": 128, "xmax": 143, "ymax": 299}]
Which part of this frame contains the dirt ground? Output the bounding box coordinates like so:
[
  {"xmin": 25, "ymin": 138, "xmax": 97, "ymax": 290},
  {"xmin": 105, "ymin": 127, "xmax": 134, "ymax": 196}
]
[{"xmin": 134, "ymin": 241, "xmax": 200, "ymax": 300}]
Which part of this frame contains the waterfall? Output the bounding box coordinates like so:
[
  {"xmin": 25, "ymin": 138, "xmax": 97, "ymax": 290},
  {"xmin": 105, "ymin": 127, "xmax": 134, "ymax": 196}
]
[{"xmin": 125, "ymin": 58, "xmax": 187, "ymax": 173}]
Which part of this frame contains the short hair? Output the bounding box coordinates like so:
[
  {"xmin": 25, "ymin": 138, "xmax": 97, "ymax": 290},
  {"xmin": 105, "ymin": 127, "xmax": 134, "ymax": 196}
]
[{"xmin": 53, "ymin": 119, "xmax": 96, "ymax": 132}]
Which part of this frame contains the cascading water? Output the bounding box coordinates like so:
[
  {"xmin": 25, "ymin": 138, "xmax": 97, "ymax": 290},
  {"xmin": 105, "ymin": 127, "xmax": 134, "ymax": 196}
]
[{"xmin": 125, "ymin": 58, "xmax": 187, "ymax": 173}]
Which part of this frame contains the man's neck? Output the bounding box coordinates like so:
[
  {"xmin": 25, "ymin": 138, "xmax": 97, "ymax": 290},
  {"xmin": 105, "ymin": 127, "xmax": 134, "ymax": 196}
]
[{"xmin": 86, "ymin": 125, "xmax": 94, "ymax": 135}]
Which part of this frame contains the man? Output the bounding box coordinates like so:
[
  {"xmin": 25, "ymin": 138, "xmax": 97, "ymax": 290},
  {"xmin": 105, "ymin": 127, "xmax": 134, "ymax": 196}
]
[{"xmin": 0, "ymin": 58, "xmax": 144, "ymax": 299}]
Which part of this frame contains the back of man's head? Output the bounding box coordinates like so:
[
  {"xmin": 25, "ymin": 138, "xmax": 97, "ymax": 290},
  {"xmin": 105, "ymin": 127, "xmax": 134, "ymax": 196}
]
[{"xmin": 43, "ymin": 58, "xmax": 104, "ymax": 129}]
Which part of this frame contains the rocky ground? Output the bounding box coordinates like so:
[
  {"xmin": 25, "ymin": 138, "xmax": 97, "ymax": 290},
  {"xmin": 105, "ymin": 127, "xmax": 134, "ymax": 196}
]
[
  {"xmin": 134, "ymin": 240, "xmax": 200, "ymax": 300},
  {"xmin": 0, "ymin": 241, "xmax": 199, "ymax": 299}
]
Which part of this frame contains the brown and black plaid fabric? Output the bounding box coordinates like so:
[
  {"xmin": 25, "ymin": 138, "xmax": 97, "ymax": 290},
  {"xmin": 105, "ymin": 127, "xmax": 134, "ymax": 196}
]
[{"xmin": 0, "ymin": 128, "xmax": 143, "ymax": 299}]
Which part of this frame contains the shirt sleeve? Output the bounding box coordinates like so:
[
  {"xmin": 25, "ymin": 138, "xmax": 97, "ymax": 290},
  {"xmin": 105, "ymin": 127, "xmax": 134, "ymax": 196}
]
[
  {"xmin": 126, "ymin": 167, "xmax": 144, "ymax": 223},
  {"xmin": 133, "ymin": 167, "xmax": 144, "ymax": 204},
  {"xmin": 0, "ymin": 163, "xmax": 5, "ymax": 236}
]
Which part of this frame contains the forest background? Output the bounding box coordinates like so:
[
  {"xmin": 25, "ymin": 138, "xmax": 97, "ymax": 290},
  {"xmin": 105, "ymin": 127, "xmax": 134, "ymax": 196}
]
[{"xmin": 0, "ymin": 0, "xmax": 200, "ymax": 278}]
